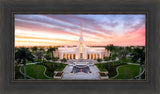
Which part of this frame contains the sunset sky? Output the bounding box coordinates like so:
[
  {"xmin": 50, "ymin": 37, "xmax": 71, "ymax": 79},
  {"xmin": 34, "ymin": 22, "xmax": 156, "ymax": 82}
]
[{"xmin": 15, "ymin": 14, "xmax": 145, "ymax": 47}]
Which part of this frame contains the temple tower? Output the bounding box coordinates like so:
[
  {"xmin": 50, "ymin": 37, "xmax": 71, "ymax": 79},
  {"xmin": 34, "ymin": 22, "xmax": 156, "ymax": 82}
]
[{"xmin": 77, "ymin": 23, "xmax": 86, "ymax": 59}]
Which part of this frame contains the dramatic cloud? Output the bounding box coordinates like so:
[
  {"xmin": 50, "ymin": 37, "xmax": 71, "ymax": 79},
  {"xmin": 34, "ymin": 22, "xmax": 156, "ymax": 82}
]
[{"xmin": 15, "ymin": 14, "xmax": 145, "ymax": 47}]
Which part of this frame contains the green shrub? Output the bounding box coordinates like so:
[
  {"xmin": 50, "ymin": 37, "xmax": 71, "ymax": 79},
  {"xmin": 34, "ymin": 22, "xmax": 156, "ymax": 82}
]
[
  {"xmin": 34, "ymin": 58, "xmax": 40, "ymax": 62},
  {"xmin": 52, "ymin": 57, "xmax": 59, "ymax": 61},
  {"xmin": 141, "ymin": 72, "xmax": 145, "ymax": 79},
  {"xmin": 95, "ymin": 62, "xmax": 127, "ymax": 78},
  {"xmin": 15, "ymin": 65, "xmax": 24, "ymax": 79},
  {"xmin": 15, "ymin": 64, "xmax": 30, "ymax": 79},
  {"xmin": 61, "ymin": 58, "xmax": 67, "ymax": 63},
  {"xmin": 104, "ymin": 56, "xmax": 116, "ymax": 61},
  {"xmin": 95, "ymin": 63, "xmax": 107, "ymax": 71},
  {"xmin": 118, "ymin": 58, "xmax": 133, "ymax": 63},
  {"xmin": 37, "ymin": 62, "xmax": 67, "ymax": 77},
  {"xmin": 37, "ymin": 62, "xmax": 54, "ymax": 77},
  {"xmin": 55, "ymin": 63, "xmax": 67, "ymax": 71},
  {"xmin": 111, "ymin": 57, "xmax": 116, "ymax": 60},
  {"xmin": 44, "ymin": 54, "xmax": 51, "ymax": 60},
  {"xmin": 26, "ymin": 61, "xmax": 33, "ymax": 63},
  {"xmin": 97, "ymin": 58, "xmax": 102, "ymax": 62},
  {"xmin": 104, "ymin": 57, "xmax": 111, "ymax": 61}
]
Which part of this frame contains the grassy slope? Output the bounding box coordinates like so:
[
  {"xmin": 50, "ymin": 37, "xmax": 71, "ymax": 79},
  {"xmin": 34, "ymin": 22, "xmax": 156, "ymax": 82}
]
[
  {"xmin": 21, "ymin": 64, "xmax": 51, "ymax": 79},
  {"xmin": 113, "ymin": 64, "xmax": 144, "ymax": 79}
]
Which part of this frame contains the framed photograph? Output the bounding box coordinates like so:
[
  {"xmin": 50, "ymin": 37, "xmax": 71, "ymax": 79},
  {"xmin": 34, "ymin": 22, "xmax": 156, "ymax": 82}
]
[
  {"xmin": 0, "ymin": 0, "xmax": 160, "ymax": 94},
  {"xmin": 14, "ymin": 14, "xmax": 146, "ymax": 81}
]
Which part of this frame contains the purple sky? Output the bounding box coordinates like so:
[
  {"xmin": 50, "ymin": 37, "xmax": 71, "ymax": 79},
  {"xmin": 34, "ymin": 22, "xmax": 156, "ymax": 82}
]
[{"xmin": 15, "ymin": 14, "xmax": 145, "ymax": 47}]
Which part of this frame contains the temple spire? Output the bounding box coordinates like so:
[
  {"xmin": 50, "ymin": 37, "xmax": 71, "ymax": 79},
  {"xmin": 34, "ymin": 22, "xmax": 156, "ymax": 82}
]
[
  {"xmin": 79, "ymin": 22, "xmax": 84, "ymax": 42},
  {"xmin": 80, "ymin": 22, "xmax": 82, "ymax": 36},
  {"xmin": 78, "ymin": 22, "xmax": 85, "ymax": 47}
]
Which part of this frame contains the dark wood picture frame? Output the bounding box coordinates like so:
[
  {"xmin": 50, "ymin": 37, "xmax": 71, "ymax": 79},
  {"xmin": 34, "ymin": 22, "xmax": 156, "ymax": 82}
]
[{"xmin": 0, "ymin": 0, "xmax": 160, "ymax": 94}]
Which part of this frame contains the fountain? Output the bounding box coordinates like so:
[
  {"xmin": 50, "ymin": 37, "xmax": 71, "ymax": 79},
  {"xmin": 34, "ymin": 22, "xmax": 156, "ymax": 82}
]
[{"xmin": 71, "ymin": 61, "xmax": 91, "ymax": 74}]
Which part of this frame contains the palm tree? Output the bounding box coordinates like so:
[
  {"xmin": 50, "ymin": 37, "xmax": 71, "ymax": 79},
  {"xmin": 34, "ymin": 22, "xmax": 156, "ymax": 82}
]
[
  {"xmin": 15, "ymin": 47, "xmax": 19, "ymax": 53},
  {"xmin": 44, "ymin": 54, "xmax": 51, "ymax": 61},
  {"xmin": 39, "ymin": 47, "xmax": 45, "ymax": 52},
  {"xmin": 15, "ymin": 47, "xmax": 34, "ymax": 79},
  {"xmin": 15, "ymin": 48, "xmax": 21, "ymax": 64},
  {"xmin": 131, "ymin": 47, "xmax": 145, "ymax": 79},
  {"xmin": 61, "ymin": 58, "xmax": 67, "ymax": 63},
  {"xmin": 31, "ymin": 46, "xmax": 38, "ymax": 60},
  {"xmin": 105, "ymin": 44, "xmax": 115, "ymax": 52},
  {"xmin": 31, "ymin": 46, "xmax": 38, "ymax": 53},
  {"xmin": 47, "ymin": 47, "xmax": 55, "ymax": 60},
  {"xmin": 105, "ymin": 44, "xmax": 117, "ymax": 57},
  {"xmin": 35, "ymin": 51, "xmax": 43, "ymax": 63},
  {"xmin": 126, "ymin": 46, "xmax": 132, "ymax": 53},
  {"xmin": 119, "ymin": 49, "xmax": 129, "ymax": 62}
]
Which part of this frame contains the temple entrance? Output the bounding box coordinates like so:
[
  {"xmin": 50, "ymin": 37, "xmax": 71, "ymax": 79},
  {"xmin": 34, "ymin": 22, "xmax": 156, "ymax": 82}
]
[
  {"xmin": 80, "ymin": 53, "xmax": 83, "ymax": 59},
  {"xmin": 73, "ymin": 54, "xmax": 76, "ymax": 59}
]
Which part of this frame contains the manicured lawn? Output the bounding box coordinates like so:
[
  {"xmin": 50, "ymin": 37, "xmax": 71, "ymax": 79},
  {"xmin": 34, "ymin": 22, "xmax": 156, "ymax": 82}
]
[
  {"xmin": 26, "ymin": 61, "xmax": 33, "ymax": 63},
  {"xmin": 21, "ymin": 64, "xmax": 51, "ymax": 79},
  {"xmin": 113, "ymin": 64, "xmax": 144, "ymax": 79}
]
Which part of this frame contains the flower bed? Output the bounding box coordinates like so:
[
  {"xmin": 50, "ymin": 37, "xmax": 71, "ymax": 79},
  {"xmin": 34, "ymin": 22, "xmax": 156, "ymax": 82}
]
[
  {"xmin": 54, "ymin": 71, "xmax": 63, "ymax": 79},
  {"xmin": 99, "ymin": 72, "xmax": 107, "ymax": 76},
  {"xmin": 55, "ymin": 72, "xmax": 63, "ymax": 76},
  {"xmin": 99, "ymin": 72, "xmax": 108, "ymax": 79}
]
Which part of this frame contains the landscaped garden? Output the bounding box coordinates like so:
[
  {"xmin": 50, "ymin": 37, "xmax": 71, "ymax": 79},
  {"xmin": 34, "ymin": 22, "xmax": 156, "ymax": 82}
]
[
  {"xmin": 95, "ymin": 62, "xmax": 127, "ymax": 78},
  {"xmin": 15, "ymin": 45, "xmax": 145, "ymax": 80},
  {"xmin": 55, "ymin": 63, "xmax": 67, "ymax": 71},
  {"xmin": 37, "ymin": 62, "xmax": 67, "ymax": 77},
  {"xmin": 95, "ymin": 62, "xmax": 145, "ymax": 79},
  {"xmin": 19, "ymin": 62, "xmax": 67, "ymax": 79},
  {"xmin": 112, "ymin": 64, "xmax": 144, "ymax": 79},
  {"xmin": 21, "ymin": 64, "xmax": 51, "ymax": 79},
  {"xmin": 95, "ymin": 63, "xmax": 108, "ymax": 71}
]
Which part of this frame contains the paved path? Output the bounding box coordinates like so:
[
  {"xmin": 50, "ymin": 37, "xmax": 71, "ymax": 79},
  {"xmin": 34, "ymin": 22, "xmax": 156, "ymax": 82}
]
[
  {"xmin": 127, "ymin": 63, "xmax": 140, "ymax": 65},
  {"xmin": 26, "ymin": 62, "xmax": 38, "ymax": 65},
  {"xmin": 62, "ymin": 65, "xmax": 100, "ymax": 80}
]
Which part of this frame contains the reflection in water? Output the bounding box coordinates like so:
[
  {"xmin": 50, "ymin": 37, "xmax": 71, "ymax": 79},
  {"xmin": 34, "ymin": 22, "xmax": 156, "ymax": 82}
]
[{"xmin": 72, "ymin": 65, "xmax": 91, "ymax": 73}]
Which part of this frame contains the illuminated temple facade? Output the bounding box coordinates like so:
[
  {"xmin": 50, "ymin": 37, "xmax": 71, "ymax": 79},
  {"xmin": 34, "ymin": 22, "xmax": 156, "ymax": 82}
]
[{"xmin": 53, "ymin": 24, "xmax": 110, "ymax": 60}]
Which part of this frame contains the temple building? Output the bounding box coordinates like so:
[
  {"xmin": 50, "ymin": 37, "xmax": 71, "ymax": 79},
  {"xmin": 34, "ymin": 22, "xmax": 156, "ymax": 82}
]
[{"xmin": 53, "ymin": 24, "xmax": 110, "ymax": 60}]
